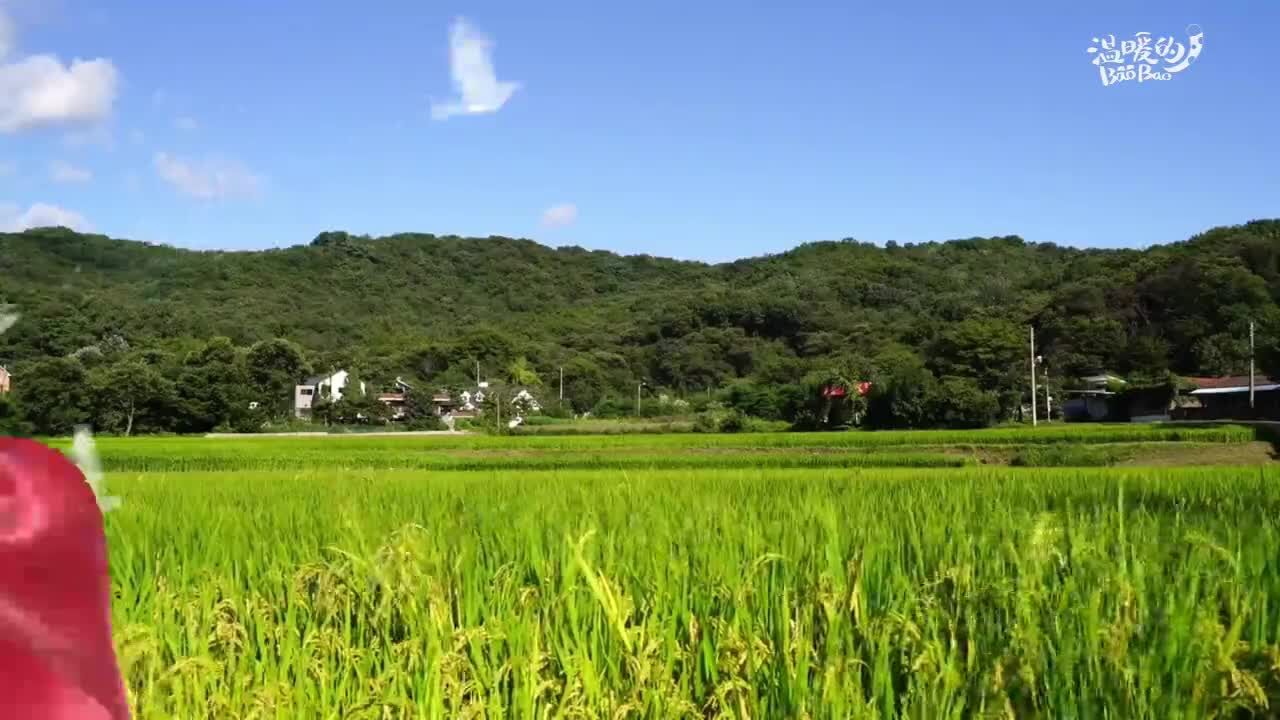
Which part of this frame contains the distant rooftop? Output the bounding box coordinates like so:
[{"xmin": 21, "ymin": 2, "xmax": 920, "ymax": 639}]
[
  {"xmin": 1081, "ymin": 374, "xmax": 1125, "ymax": 384},
  {"xmin": 1184, "ymin": 375, "xmax": 1276, "ymax": 391}
]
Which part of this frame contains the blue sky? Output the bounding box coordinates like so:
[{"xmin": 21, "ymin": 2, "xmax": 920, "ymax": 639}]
[{"xmin": 0, "ymin": 0, "xmax": 1275, "ymax": 262}]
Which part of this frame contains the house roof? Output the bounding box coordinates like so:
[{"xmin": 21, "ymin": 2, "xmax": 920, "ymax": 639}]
[
  {"xmin": 1184, "ymin": 375, "xmax": 1276, "ymax": 391},
  {"xmin": 1081, "ymin": 374, "xmax": 1124, "ymax": 382},
  {"xmin": 1191, "ymin": 384, "xmax": 1280, "ymax": 396},
  {"xmin": 301, "ymin": 369, "xmax": 347, "ymax": 386}
]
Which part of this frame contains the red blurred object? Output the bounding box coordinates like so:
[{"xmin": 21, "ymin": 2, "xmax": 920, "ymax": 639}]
[
  {"xmin": 856, "ymin": 381, "xmax": 872, "ymax": 397},
  {"xmin": 0, "ymin": 438, "xmax": 130, "ymax": 720},
  {"xmin": 821, "ymin": 385, "xmax": 847, "ymax": 398}
]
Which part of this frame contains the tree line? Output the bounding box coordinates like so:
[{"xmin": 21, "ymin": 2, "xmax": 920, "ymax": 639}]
[{"xmin": 2, "ymin": 220, "xmax": 1279, "ymax": 435}]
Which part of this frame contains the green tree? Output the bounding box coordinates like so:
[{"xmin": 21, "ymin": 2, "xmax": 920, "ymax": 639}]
[
  {"xmin": 310, "ymin": 393, "xmax": 336, "ymax": 426},
  {"xmin": 401, "ymin": 343, "xmax": 454, "ymax": 383},
  {"xmin": 14, "ymin": 357, "xmax": 89, "ymax": 435},
  {"xmin": 400, "ymin": 389, "xmax": 444, "ymax": 430},
  {"xmin": 0, "ymin": 393, "xmax": 30, "ymax": 436},
  {"xmin": 865, "ymin": 356, "xmax": 938, "ymax": 430},
  {"xmin": 8, "ymin": 219, "xmax": 1280, "ymax": 434},
  {"xmin": 928, "ymin": 317, "xmax": 1024, "ymax": 391},
  {"xmin": 505, "ymin": 356, "xmax": 542, "ymax": 387},
  {"xmin": 929, "ymin": 376, "xmax": 1000, "ymax": 428},
  {"xmin": 558, "ymin": 357, "xmax": 608, "ymax": 413},
  {"xmin": 245, "ymin": 338, "xmax": 311, "ymax": 417},
  {"xmin": 88, "ymin": 360, "xmax": 172, "ymax": 436},
  {"xmin": 177, "ymin": 337, "xmax": 254, "ymax": 433}
]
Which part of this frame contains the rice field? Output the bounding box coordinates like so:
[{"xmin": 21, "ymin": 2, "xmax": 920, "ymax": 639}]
[
  {"xmin": 43, "ymin": 422, "xmax": 1256, "ymax": 472},
  {"xmin": 75, "ymin": 426, "xmax": 1280, "ymax": 718}
]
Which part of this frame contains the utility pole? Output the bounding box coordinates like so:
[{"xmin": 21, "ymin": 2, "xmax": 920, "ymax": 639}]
[
  {"xmin": 559, "ymin": 366, "xmax": 564, "ymax": 405},
  {"xmin": 496, "ymin": 392, "xmax": 501, "ymax": 433},
  {"xmin": 1043, "ymin": 360, "xmax": 1051, "ymax": 422},
  {"xmin": 1029, "ymin": 326, "xmax": 1038, "ymax": 427},
  {"xmin": 636, "ymin": 382, "xmax": 644, "ymax": 417},
  {"xmin": 476, "ymin": 360, "xmax": 481, "ymax": 386},
  {"xmin": 1250, "ymin": 320, "xmax": 1256, "ymax": 410}
]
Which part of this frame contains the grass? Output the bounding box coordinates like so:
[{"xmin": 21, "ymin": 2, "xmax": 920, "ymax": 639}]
[
  {"xmin": 1008, "ymin": 444, "xmax": 1136, "ymax": 467},
  {"xmin": 102, "ymin": 465, "xmax": 1280, "ymax": 718},
  {"xmin": 1118, "ymin": 441, "xmax": 1278, "ymax": 467},
  {"xmin": 68, "ymin": 446, "xmax": 973, "ymax": 472},
  {"xmin": 45, "ymin": 422, "xmax": 1256, "ymax": 464},
  {"xmin": 37, "ymin": 423, "xmax": 1256, "ymax": 475}
]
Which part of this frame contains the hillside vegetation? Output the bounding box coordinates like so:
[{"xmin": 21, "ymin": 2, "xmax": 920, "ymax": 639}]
[{"xmin": 3, "ymin": 220, "xmax": 1280, "ymax": 434}]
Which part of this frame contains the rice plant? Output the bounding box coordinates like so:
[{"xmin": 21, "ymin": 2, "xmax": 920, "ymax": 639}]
[
  {"xmin": 102, "ymin": 466, "xmax": 1280, "ymax": 718},
  {"xmin": 46, "ymin": 423, "xmax": 1254, "ymax": 473}
]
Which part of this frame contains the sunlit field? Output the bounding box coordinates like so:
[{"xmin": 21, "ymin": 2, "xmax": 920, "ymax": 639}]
[{"xmin": 74, "ymin": 428, "xmax": 1280, "ymax": 718}]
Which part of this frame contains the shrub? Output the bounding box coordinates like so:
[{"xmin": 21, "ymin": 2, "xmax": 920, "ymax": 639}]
[
  {"xmin": 929, "ymin": 376, "xmax": 1000, "ymax": 429},
  {"xmin": 1010, "ymin": 445, "xmax": 1133, "ymax": 467},
  {"xmin": 404, "ymin": 415, "xmax": 446, "ymax": 431}
]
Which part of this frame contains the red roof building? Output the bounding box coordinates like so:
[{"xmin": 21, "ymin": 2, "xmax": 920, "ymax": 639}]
[{"xmin": 1183, "ymin": 375, "xmax": 1278, "ymax": 392}]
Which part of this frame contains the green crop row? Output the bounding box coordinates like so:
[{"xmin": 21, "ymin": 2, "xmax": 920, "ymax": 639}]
[
  {"xmin": 49, "ymin": 422, "xmax": 1255, "ymax": 459},
  {"xmin": 77, "ymin": 447, "xmax": 971, "ymax": 472},
  {"xmin": 103, "ymin": 466, "xmax": 1280, "ymax": 718}
]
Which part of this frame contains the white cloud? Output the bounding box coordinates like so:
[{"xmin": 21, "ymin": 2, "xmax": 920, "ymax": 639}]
[
  {"xmin": 50, "ymin": 160, "xmax": 92, "ymax": 183},
  {"xmin": 430, "ymin": 18, "xmax": 520, "ymax": 120},
  {"xmin": 0, "ymin": 8, "xmax": 118, "ymax": 133},
  {"xmin": 541, "ymin": 203, "xmax": 578, "ymax": 228},
  {"xmin": 174, "ymin": 115, "xmax": 199, "ymax": 131},
  {"xmin": 1, "ymin": 202, "xmax": 91, "ymax": 232},
  {"xmin": 153, "ymin": 151, "xmax": 263, "ymax": 200},
  {"xmin": 0, "ymin": 8, "xmax": 119, "ymax": 134}
]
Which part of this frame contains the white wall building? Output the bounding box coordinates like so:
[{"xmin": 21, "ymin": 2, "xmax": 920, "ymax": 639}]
[{"xmin": 294, "ymin": 369, "xmax": 365, "ymax": 418}]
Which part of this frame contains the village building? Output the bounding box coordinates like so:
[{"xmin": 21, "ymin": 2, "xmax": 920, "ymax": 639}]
[
  {"xmin": 375, "ymin": 377, "xmax": 415, "ymax": 420},
  {"xmin": 294, "ymin": 369, "xmax": 364, "ymax": 418},
  {"xmin": 1174, "ymin": 376, "xmax": 1280, "ymax": 421},
  {"xmin": 1061, "ymin": 374, "xmax": 1125, "ymax": 422},
  {"xmin": 1063, "ymin": 373, "xmax": 1280, "ymax": 422}
]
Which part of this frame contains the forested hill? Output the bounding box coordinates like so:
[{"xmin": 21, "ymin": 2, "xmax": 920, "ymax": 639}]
[{"xmin": 3, "ymin": 220, "xmax": 1280, "ymax": 429}]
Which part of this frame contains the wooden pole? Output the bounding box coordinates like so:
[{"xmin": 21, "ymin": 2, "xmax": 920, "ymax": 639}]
[
  {"xmin": 1044, "ymin": 363, "xmax": 1051, "ymax": 422},
  {"xmin": 1030, "ymin": 327, "xmax": 1038, "ymax": 427},
  {"xmin": 1250, "ymin": 320, "xmax": 1256, "ymax": 410}
]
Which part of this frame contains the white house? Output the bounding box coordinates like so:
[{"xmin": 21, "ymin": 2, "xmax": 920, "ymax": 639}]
[
  {"xmin": 294, "ymin": 369, "xmax": 365, "ymax": 418},
  {"xmin": 458, "ymin": 388, "xmax": 487, "ymax": 412},
  {"xmin": 511, "ymin": 388, "xmax": 541, "ymax": 413}
]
